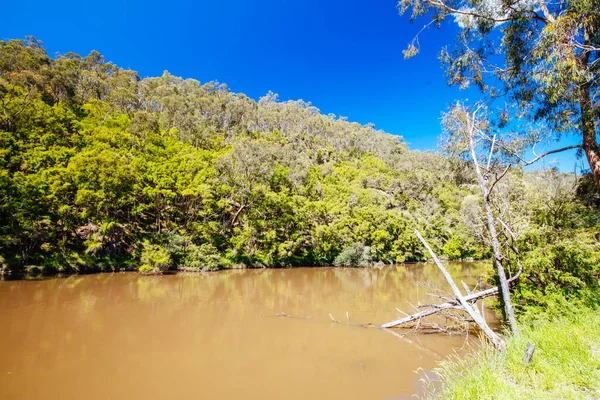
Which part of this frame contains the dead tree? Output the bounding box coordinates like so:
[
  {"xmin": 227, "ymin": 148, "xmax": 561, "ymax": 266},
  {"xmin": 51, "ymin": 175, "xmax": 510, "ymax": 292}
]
[
  {"xmin": 381, "ymin": 229, "xmax": 509, "ymax": 350},
  {"xmin": 381, "ymin": 103, "xmax": 533, "ymax": 342},
  {"xmin": 456, "ymin": 104, "xmax": 580, "ymax": 334},
  {"xmin": 385, "ymin": 103, "xmax": 574, "ymax": 341},
  {"xmin": 465, "ymin": 106, "xmax": 518, "ymax": 334},
  {"xmin": 435, "ymin": 104, "xmax": 524, "ymax": 334}
]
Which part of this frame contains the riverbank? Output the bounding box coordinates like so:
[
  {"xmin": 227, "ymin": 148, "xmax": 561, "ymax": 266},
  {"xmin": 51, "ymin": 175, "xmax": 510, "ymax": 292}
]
[
  {"xmin": 1, "ymin": 256, "xmax": 491, "ymax": 279},
  {"xmin": 425, "ymin": 307, "xmax": 600, "ymax": 399}
]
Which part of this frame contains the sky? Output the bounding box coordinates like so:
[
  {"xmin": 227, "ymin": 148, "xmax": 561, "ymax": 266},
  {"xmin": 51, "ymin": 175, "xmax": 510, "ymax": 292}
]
[{"xmin": 1, "ymin": 0, "xmax": 581, "ymax": 170}]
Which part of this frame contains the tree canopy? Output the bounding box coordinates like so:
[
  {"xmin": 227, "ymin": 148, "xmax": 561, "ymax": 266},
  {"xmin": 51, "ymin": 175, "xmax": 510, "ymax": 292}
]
[
  {"xmin": 0, "ymin": 37, "xmax": 488, "ymax": 274},
  {"xmin": 400, "ymin": 0, "xmax": 600, "ymax": 189}
]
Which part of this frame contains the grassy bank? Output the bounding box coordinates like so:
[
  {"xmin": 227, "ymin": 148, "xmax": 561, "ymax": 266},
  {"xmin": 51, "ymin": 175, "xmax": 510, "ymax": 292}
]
[{"xmin": 426, "ymin": 308, "xmax": 600, "ymax": 399}]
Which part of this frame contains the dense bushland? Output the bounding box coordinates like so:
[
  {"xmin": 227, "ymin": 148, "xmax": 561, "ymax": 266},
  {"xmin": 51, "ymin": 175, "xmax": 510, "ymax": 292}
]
[
  {"xmin": 0, "ymin": 38, "xmax": 489, "ymax": 274},
  {"xmin": 1, "ymin": 37, "xmax": 599, "ymax": 314}
]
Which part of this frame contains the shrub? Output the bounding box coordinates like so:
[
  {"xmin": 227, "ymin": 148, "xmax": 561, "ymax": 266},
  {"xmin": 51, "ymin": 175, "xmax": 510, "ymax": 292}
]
[
  {"xmin": 138, "ymin": 242, "xmax": 171, "ymax": 274},
  {"xmin": 179, "ymin": 243, "xmax": 229, "ymax": 272},
  {"xmin": 442, "ymin": 236, "xmax": 463, "ymax": 259},
  {"xmin": 513, "ymin": 228, "xmax": 600, "ymax": 315},
  {"xmin": 333, "ymin": 242, "xmax": 372, "ymax": 267},
  {"xmin": 0, "ymin": 256, "xmax": 7, "ymax": 275}
]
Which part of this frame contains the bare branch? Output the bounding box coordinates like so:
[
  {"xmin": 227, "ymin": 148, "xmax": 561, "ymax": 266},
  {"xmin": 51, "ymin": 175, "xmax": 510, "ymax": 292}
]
[
  {"xmin": 413, "ymin": 229, "xmax": 505, "ymax": 349},
  {"xmin": 487, "ymin": 164, "xmax": 511, "ymax": 199},
  {"xmin": 487, "ymin": 134, "xmax": 497, "ymax": 169},
  {"xmin": 381, "ymin": 269, "xmax": 522, "ymax": 329},
  {"xmin": 468, "ymin": 109, "xmax": 518, "ymax": 334},
  {"xmin": 425, "ymin": 0, "xmax": 549, "ymax": 25},
  {"xmin": 427, "ymin": 0, "xmax": 513, "ymax": 23},
  {"xmin": 536, "ymin": 0, "xmax": 555, "ymax": 23},
  {"xmin": 520, "ymin": 144, "xmax": 582, "ymax": 166}
]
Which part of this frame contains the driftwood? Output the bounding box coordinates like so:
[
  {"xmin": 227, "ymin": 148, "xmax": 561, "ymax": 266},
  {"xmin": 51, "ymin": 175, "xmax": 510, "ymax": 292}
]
[
  {"xmin": 380, "ymin": 270, "xmax": 521, "ymax": 329},
  {"xmin": 329, "ymin": 313, "xmax": 340, "ymax": 323},
  {"xmin": 381, "ymin": 229, "xmax": 526, "ymax": 350},
  {"xmin": 415, "ymin": 230, "xmax": 504, "ymax": 348},
  {"xmin": 329, "ymin": 312, "xmax": 374, "ymax": 328},
  {"xmin": 272, "ymin": 312, "xmax": 312, "ymax": 320}
]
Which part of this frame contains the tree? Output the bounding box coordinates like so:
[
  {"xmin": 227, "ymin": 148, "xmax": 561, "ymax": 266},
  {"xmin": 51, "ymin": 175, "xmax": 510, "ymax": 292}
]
[
  {"xmin": 442, "ymin": 102, "xmax": 520, "ymax": 333},
  {"xmin": 0, "ymin": 38, "xmax": 52, "ymax": 132},
  {"xmin": 399, "ymin": 0, "xmax": 600, "ymax": 190}
]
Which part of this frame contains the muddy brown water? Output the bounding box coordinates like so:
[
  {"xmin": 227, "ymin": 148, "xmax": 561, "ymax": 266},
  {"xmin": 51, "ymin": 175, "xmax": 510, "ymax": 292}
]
[{"xmin": 0, "ymin": 263, "xmax": 497, "ymax": 400}]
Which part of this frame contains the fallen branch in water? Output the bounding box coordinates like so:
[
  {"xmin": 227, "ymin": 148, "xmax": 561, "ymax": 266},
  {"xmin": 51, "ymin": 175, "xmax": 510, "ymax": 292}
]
[
  {"xmin": 328, "ymin": 312, "xmax": 374, "ymax": 328},
  {"xmin": 381, "ymin": 263, "xmax": 521, "ymax": 330},
  {"xmin": 272, "ymin": 312, "xmax": 312, "ymax": 319},
  {"xmin": 381, "ymin": 229, "xmax": 517, "ymax": 350}
]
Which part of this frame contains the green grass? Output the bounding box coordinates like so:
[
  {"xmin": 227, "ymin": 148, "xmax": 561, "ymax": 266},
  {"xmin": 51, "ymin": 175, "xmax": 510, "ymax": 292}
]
[{"xmin": 425, "ymin": 308, "xmax": 600, "ymax": 399}]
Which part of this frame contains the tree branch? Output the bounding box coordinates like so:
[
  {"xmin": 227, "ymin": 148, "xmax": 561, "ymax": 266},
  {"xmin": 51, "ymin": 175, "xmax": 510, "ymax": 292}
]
[
  {"xmin": 487, "ymin": 164, "xmax": 511, "ymax": 200},
  {"xmin": 536, "ymin": 0, "xmax": 555, "ymax": 23},
  {"xmin": 517, "ymin": 144, "xmax": 582, "ymax": 166},
  {"xmin": 426, "ymin": 0, "xmax": 549, "ymax": 25},
  {"xmin": 413, "ymin": 229, "xmax": 505, "ymax": 349}
]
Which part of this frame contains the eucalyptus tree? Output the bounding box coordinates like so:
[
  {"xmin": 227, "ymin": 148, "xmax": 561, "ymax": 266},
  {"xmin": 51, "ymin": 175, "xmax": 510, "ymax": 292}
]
[
  {"xmin": 0, "ymin": 38, "xmax": 51, "ymax": 132},
  {"xmin": 217, "ymin": 138, "xmax": 279, "ymax": 230},
  {"xmin": 400, "ymin": 0, "xmax": 600, "ymax": 190}
]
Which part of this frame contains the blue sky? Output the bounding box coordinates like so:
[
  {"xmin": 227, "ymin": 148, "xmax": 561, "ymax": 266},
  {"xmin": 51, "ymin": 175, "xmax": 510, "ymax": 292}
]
[{"xmin": 1, "ymin": 0, "xmax": 581, "ymax": 170}]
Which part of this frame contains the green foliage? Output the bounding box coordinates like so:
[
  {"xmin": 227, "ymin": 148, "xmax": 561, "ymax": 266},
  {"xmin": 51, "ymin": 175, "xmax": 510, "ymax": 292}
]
[
  {"xmin": 501, "ymin": 170, "xmax": 600, "ymax": 315},
  {"xmin": 426, "ymin": 308, "xmax": 600, "ymax": 399},
  {"xmin": 333, "ymin": 243, "xmax": 372, "ymax": 267},
  {"xmin": 1, "ymin": 37, "xmax": 488, "ymax": 274},
  {"xmin": 442, "ymin": 236, "xmax": 463, "ymax": 259},
  {"xmin": 139, "ymin": 242, "xmax": 171, "ymax": 274},
  {"xmin": 2, "ymin": 37, "xmax": 599, "ymax": 325},
  {"xmin": 399, "ymin": 0, "xmax": 600, "ymax": 192},
  {"xmin": 514, "ymin": 228, "xmax": 600, "ymax": 316},
  {"xmin": 180, "ymin": 243, "xmax": 230, "ymax": 272}
]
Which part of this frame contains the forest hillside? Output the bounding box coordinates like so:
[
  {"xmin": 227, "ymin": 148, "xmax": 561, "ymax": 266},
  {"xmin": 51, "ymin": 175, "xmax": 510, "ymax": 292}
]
[{"xmin": 1, "ymin": 37, "xmax": 599, "ymax": 302}]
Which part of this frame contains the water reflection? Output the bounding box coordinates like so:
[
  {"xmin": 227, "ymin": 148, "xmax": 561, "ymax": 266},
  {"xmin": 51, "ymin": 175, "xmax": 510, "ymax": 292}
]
[{"xmin": 0, "ymin": 263, "xmax": 495, "ymax": 400}]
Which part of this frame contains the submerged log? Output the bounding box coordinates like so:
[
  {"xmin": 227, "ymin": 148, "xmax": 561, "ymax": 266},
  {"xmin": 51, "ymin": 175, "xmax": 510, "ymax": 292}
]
[
  {"xmin": 381, "ymin": 261, "xmax": 521, "ymax": 329},
  {"xmin": 381, "ymin": 230, "xmax": 523, "ymax": 350}
]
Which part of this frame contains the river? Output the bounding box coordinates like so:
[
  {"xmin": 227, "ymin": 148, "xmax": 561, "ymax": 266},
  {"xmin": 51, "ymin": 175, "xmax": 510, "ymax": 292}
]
[{"xmin": 0, "ymin": 263, "xmax": 497, "ymax": 399}]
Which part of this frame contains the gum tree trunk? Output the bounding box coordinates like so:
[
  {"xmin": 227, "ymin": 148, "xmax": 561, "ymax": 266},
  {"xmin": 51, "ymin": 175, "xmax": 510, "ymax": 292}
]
[{"xmin": 579, "ymin": 27, "xmax": 600, "ymax": 192}]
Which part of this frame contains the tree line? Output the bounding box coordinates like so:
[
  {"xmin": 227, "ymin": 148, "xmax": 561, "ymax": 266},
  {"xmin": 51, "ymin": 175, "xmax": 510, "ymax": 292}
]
[{"xmin": 0, "ymin": 38, "xmax": 598, "ymax": 311}]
